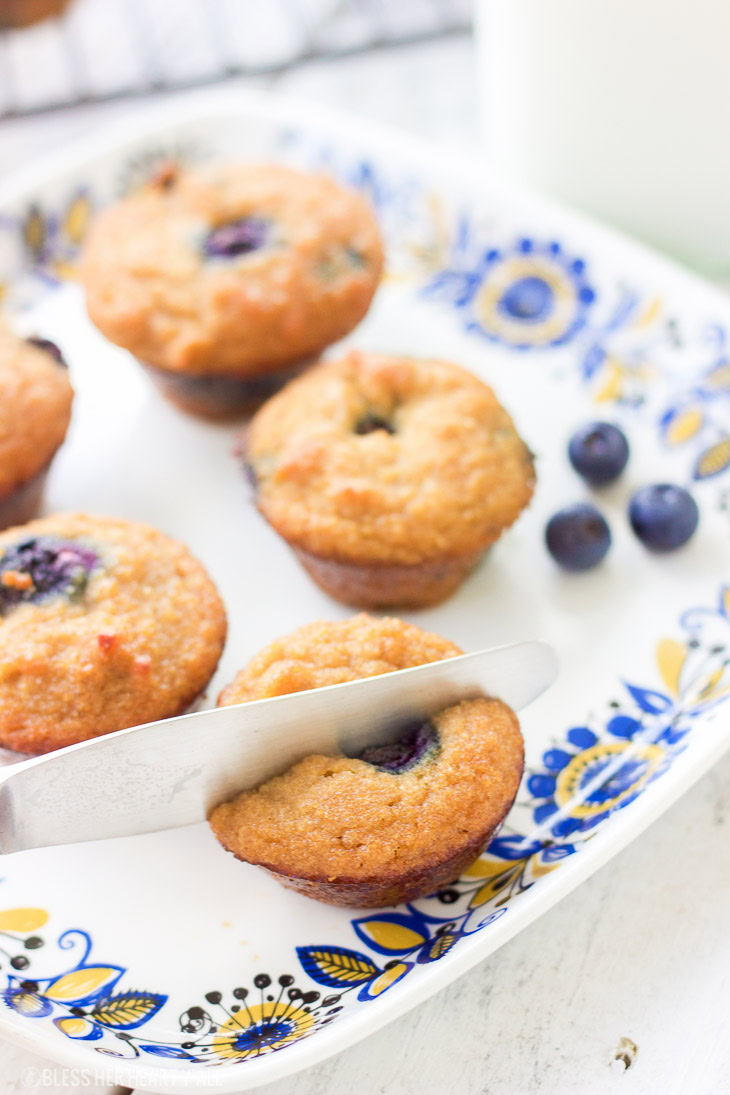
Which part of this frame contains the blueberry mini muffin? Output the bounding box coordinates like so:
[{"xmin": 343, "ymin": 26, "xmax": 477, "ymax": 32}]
[
  {"xmin": 218, "ymin": 613, "xmax": 462, "ymax": 706},
  {"xmin": 211, "ymin": 615, "xmax": 523, "ymax": 907},
  {"xmin": 243, "ymin": 351, "xmax": 535, "ymax": 607},
  {"xmin": 0, "ymin": 326, "xmax": 73, "ymax": 531},
  {"xmin": 80, "ymin": 163, "xmax": 383, "ymax": 418},
  {"xmin": 0, "ymin": 513, "xmax": 226, "ymax": 754},
  {"xmin": 210, "ymin": 697, "xmax": 524, "ymax": 908}
]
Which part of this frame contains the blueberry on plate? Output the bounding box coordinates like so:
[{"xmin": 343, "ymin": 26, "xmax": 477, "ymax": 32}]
[
  {"xmin": 628, "ymin": 484, "xmax": 699, "ymax": 551},
  {"xmin": 545, "ymin": 503, "xmax": 612, "ymax": 571},
  {"xmin": 568, "ymin": 421, "xmax": 630, "ymax": 486}
]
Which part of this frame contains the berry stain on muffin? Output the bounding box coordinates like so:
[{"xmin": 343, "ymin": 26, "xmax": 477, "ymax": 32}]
[
  {"xmin": 24, "ymin": 337, "xmax": 67, "ymax": 368},
  {"xmin": 203, "ymin": 216, "xmax": 270, "ymax": 260},
  {"xmin": 0, "ymin": 536, "xmax": 99, "ymax": 612},
  {"xmin": 0, "ymin": 513, "xmax": 226, "ymax": 754},
  {"xmin": 357, "ymin": 719, "xmax": 439, "ymax": 774}
]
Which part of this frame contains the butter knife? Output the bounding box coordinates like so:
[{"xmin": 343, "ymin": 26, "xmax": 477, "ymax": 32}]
[{"xmin": 0, "ymin": 640, "xmax": 558, "ymax": 854}]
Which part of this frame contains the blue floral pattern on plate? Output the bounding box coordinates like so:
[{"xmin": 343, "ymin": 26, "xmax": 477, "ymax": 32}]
[
  {"xmin": 1, "ymin": 586, "xmax": 726, "ymax": 1064},
  {"xmin": 0, "ymin": 120, "xmax": 728, "ymax": 1077}
]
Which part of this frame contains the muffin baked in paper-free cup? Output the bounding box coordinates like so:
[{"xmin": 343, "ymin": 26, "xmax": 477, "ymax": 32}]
[
  {"xmin": 243, "ymin": 351, "xmax": 536, "ymax": 607},
  {"xmin": 80, "ymin": 162, "xmax": 384, "ymax": 418}
]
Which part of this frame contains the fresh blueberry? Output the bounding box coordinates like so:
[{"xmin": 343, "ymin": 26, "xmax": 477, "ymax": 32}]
[
  {"xmin": 26, "ymin": 337, "xmax": 67, "ymax": 368},
  {"xmin": 568, "ymin": 421, "xmax": 629, "ymax": 486},
  {"xmin": 628, "ymin": 484, "xmax": 699, "ymax": 551},
  {"xmin": 358, "ymin": 721, "xmax": 439, "ymax": 773},
  {"xmin": 204, "ymin": 217, "xmax": 269, "ymax": 259},
  {"xmin": 0, "ymin": 536, "xmax": 99, "ymax": 613},
  {"xmin": 545, "ymin": 503, "xmax": 612, "ymax": 571}
]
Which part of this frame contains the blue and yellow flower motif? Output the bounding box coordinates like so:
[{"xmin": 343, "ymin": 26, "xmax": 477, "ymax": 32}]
[
  {"xmin": 0, "ymin": 915, "xmax": 337, "ymax": 1064},
  {"xmin": 298, "ymin": 938, "xmax": 416, "ymax": 1003},
  {"xmin": 423, "ymin": 237, "xmax": 595, "ymax": 349},
  {"xmin": 0, "ymin": 920, "xmax": 171, "ymax": 1061},
  {"xmin": 658, "ymin": 330, "xmax": 730, "ymax": 481},
  {"xmin": 211, "ymin": 1002, "xmax": 315, "ymax": 1061},
  {"xmin": 469, "ymin": 239, "xmax": 595, "ymax": 348},
  {"xmin": 297, "ymin": 902, "xmax": 508, "ymax": 1006},
  {"xmin": 579, "ymin": 298, "xmax": 730, "ymax": 480},
  {"xmin": 0, "ymin": 590, "xmax": 729, "ymax": 1069},
  {"xmin": 528, "ymin": 728, "xmax": 670, "ymax": 838},
  {"xmin": 173, "ymin": 976, "xmax": 341, "ymax": 1061},
  {"xmin": 528, "ymin": 587, "xmax": 730, "ymax": 839},
  {"xmin": 0, "ymin": 126, "xmax": 729, "ymax": 1068},
  {"xmin": 438, "ymin": 834, "xmax": 576, "ymax": 911}
]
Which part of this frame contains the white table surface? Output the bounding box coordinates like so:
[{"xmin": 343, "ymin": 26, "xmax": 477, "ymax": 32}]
[{"xmin": 1, "ymin": 32, "xmax": 729, "ymax": 1095}]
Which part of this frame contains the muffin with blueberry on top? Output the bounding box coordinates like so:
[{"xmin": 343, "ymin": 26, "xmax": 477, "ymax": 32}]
[
  {"xmin": 211, "ymin": 614, "xmax": 524, "ymax": 907},
  {"xmin": 0, "ymin": 324, "xmax": 73, "ymax": 531},
  {"xmin": 242, "ymin": 350, "xmax": 535, "ymax": 608},
  {"xmin": 80, "ymin": 162, "xmax": 383, "ymax": 418},
  {"xmin": 210, "ymin": 699, "xmax": 523, "ymax": 910},
  {"xmin": 0, "ymin": 513, "xmax": 226, "ymax": 754}
]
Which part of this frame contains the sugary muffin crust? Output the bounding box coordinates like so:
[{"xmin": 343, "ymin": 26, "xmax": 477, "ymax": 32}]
[
  {"xmin": 0, "ymin": 326, "xmax": 73, "ymax": 498},
  {"xmin": 210, "ymin": 697, "xmax": 524, "ymax": 908},
  {"xmin": 80, "ymin": 163, "xmax": 383, "ymax": 377},
  {"xmin": 218, "ymin": 613, "xmax": 462, "ymax": 706},
  {"xmin": 245, "ymin": 350, "xmax": 535, "ymax": 569},
  {"xmin": 0, "ymin": 513, "xmax": 226, "ymax": 754}
]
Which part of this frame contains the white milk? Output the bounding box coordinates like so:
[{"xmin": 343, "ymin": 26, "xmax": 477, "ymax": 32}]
[{"xmin": 476, "ymin": 0, "xmax": 730, "ymax": 276}]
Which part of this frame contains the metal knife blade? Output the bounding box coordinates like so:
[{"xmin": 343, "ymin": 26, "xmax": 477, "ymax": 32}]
[{"xmin": 0, "ymin": 640, "xmax": 558, "ymax": 854}]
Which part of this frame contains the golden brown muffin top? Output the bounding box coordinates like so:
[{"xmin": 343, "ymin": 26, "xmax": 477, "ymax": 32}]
[
  {"xmin": 209, "ymin": 697, "xmax": 523, "ymax": 884},
  {"xmin": 0, "ymin": 513, "xmax": 226, "ymax": 754},
  {"xmin": 218, "ymin": 613, "xmax": 462, "ymax": 705},
  {"xmin": 80, "ymin": 162, "xmax": 383, "ymax": 375},
  {"xmin": 247, "ymin": 351, "xmax": 535, "ymax": 565},
  {"xmin": 0, "ymin": 326, "xmax": 73, "ymax": 496}
]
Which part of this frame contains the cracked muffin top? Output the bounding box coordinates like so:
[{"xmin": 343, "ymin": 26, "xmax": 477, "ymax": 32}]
[
  {"xmin": 0, "ymin": 326, "xmax": 73, "ymax": 497},
  {"xmin": 218, "ymin": 613, "xmax": 462, "ymax": 706},
  {"xmin": 245, "ymin": 351, "xmax": 536, "ymax": 566},
  {"xmin": 0, "ymin": 513, "xmax": 226, "ymax": 754},
  {"xmin": 80, "ymin": 162, "xmax": 383, "ymax": 376}
]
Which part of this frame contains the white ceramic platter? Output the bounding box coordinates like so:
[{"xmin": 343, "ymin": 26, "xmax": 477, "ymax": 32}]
[{"xmin": 0, "ymin": 90, "xmax": 729, "ymax": 1094}]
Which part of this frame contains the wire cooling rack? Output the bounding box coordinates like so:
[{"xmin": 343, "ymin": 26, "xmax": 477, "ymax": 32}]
[{"xmin": 0, "ymin": 0, "xmax": 471, "ymax": 117}]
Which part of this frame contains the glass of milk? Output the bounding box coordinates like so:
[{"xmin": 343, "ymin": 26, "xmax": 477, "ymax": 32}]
[{"xmin": 476, "ymin": 0, "xmax": 730, "ymax": 277}]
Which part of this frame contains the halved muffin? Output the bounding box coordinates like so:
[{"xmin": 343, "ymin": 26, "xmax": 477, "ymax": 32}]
[
  {"xmin": 210, "ymin": 697, "xmax": 524, "ymax": 908},
  {"xmin": 211, "ymin": 614, "xmax": 523, "ymax": 907}
]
